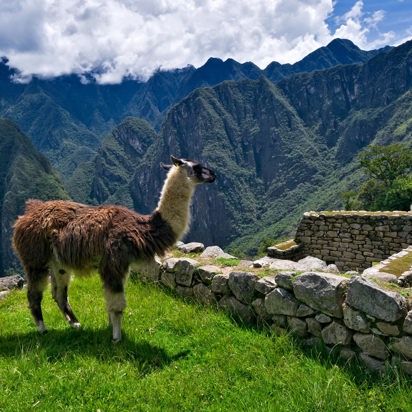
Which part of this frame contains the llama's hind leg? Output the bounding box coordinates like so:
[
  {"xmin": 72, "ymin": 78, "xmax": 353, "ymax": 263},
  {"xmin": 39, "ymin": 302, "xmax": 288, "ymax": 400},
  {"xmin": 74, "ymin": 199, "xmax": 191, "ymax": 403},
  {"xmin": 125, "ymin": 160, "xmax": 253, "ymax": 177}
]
[
  {"xmin": 50, "ymin": 268, "xmax": 81, "ymax": 329},
  {"xmin": 27, "ymin": 270, "xmax": 49, "ymax": 334},
  {"xmin": 104, "ymin": 288, "xmax": 126, "ymax": 343}
]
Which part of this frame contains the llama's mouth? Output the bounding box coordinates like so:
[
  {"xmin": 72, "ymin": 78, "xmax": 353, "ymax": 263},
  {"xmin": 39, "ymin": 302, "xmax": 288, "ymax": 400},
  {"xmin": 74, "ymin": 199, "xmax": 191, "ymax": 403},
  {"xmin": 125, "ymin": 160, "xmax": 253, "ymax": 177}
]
[{"xmin": 205, "ymin": 172, "xmax": 216, "ymax": 183}]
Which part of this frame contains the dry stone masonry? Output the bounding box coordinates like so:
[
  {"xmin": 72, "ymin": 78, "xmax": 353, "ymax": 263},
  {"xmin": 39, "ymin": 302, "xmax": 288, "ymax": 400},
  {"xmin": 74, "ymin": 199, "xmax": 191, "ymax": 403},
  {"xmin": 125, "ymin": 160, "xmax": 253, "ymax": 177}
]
[
  {"xmin": 131, "ymin": 243, "xmax": 412, "ymax": 376},
  {"xmin": 269, "ymin": 211, "xmax": 412, "ymax": 272}
]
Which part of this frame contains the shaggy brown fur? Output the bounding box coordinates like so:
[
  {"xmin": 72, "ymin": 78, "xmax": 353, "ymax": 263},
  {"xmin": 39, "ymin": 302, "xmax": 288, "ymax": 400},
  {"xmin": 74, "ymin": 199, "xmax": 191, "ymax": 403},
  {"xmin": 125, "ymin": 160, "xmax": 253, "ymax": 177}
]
[
  {"xmin": 12, "ymin": 155, "xmax": 215, "ymax": 342},
  {"xmin": 13, "ymin": 200, "xmax": 176, "ymax": 291}
]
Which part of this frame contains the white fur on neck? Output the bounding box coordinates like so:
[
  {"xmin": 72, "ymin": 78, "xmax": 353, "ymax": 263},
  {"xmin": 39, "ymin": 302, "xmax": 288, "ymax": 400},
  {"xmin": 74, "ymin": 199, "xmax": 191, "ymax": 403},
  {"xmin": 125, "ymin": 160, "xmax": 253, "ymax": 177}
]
[{"xmin": 156, "ymin": 166, "xmax": 195, "ymax": 240}]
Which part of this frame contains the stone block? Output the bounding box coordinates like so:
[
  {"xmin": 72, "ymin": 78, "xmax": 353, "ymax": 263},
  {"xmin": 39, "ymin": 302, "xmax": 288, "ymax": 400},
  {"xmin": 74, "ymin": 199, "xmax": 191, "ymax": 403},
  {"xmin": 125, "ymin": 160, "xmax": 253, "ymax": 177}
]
[
  {"xmin": 211, "ymin": 274, "xmax": 230, "ymax": 295},
  {"xmin": 255, "ymin": 276, "xmax": 277, "ymax": 295},
  {"xmin": 252, "ymin": 298, "xmax": 271, "ymax": 322},
  {"xmin": 293, "ymin": 272, "xmax": 349, "ymax": 318},
  {"xmin": 193, "ymin": 283, "xmax": 215, "ymax": 306},
  {"xmin": 265, "ymin": 287, "xmax": 299, "ymax": 316},
  {"xmin": 218, "ymin": 296, "xmax": 254, "ymax": 324},
  {"xmin": 275, "ymin": 272, "xmax": 294, "ymax": 291},
  {"xmin": 174, "ymin": 258, "xmax": 198, "ymax": 287},
  {"xmin": 287, "ymin": 317, "xmax": 307, "ymax": 337},
  {"xmin": 403, "ymin": 310, "xmax": 412, "ymax": 335},
  {"xmin": 306, "ymin": 317, "xmax": 322, "ymax": 337},
  {"xmin": 321, "ymin": 321, "xmax": 352, "ymax": 345},
  {"xmin": 197, "ymin": 265, "xmax": 220, "ymax": 285},
  {"xmin": 346, "ymin": 276, "xmax": 408, "ymax": 322},
  {"xmin": 353, "ymin": 333, "xmax": 388, "ymax": 360},
  {"xmin": 343, "ymin": 304, "xmax": 370, "ymax": 333},
  {"xmin": 390, "ymin": 336, "xmax": 412, "ymax": 360},
  {"xmin": 228, "ymin": 271, "xmax": 258, "ymax": 304}
]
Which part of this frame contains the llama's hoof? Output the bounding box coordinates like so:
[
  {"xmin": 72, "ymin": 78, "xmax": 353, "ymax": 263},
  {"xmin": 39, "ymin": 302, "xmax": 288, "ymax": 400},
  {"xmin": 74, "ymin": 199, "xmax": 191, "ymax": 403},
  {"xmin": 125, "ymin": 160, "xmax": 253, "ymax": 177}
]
[
  {"xmin": 37, "ymin": 321, "xmax": 47, "ymax": 334},
  {"xmin": 70, "ymin": 322, "xmax": 82, "ymax": 329},
  {"xmin": 112, "ymin": 337, "xmax": 122, "ymax": 345}
]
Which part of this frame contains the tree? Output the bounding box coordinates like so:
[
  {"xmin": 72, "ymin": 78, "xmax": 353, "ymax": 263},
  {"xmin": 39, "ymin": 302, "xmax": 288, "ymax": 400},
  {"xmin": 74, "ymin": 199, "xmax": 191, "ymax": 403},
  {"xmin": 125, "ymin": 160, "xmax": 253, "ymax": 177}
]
[
  {"xmin": 358, "ymin": 144, "xmax": 412, "ymax": 184},
  {"xmin": 345, "ymin": 144, "xmax": 412, "ymax": 211}
]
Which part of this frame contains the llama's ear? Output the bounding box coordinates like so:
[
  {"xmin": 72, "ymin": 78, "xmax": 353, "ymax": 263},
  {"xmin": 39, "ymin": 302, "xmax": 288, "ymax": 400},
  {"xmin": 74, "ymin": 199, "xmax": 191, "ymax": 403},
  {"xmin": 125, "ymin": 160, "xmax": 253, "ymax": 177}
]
[
  {"xmin": 160, "ymin": 162, "xmax": 172, "ymax": 171},
  {"xmin": 170, "ymin": 155, "xmax": 184, "ymax": 167}
]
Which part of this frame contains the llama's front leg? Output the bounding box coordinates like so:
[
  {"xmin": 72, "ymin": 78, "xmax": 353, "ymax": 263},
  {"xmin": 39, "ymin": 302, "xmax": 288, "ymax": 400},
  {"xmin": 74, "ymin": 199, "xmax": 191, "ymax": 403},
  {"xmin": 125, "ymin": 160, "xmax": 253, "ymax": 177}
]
[
  {"xmin": 27, "ymin": 271, "xmax": 49, "ymax": 334},
  {"xmin": 104, "ymin": 288, "xmax": 126, "ymax": 343},
  {"xmin": 50, "ymin": 268, "xmax": 81, "ymax": 329}
]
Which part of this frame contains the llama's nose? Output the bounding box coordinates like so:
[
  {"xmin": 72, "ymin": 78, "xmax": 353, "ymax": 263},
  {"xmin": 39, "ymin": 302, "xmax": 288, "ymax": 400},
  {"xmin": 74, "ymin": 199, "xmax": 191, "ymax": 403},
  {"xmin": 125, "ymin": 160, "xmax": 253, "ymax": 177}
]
[{"xmin": 208, "ymin": 171, "xmax": 216, "ymax": 183}]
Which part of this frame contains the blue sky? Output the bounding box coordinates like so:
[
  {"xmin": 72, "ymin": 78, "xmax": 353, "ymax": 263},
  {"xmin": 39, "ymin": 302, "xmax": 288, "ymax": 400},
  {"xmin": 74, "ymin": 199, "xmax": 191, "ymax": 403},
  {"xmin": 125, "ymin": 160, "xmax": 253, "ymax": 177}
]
[{"xmin": 0, "ymin": 0, "xmax": 410, "ymax": 83}]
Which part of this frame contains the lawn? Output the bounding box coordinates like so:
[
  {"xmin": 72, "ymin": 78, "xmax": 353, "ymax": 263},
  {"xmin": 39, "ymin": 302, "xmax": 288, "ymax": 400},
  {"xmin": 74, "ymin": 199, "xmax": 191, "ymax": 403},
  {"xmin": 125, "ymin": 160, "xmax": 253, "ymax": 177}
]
[{"xmin": 0, "ymin": 275, "xmax": 411, "ymax": 412}]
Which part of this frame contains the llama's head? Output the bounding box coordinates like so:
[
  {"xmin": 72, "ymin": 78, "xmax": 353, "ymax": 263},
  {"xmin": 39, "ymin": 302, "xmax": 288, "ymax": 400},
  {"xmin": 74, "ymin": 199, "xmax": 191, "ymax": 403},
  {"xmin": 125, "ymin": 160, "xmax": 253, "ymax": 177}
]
[{"xmin": 161, "ymin": 155, "xmax": 216, "ymax": 184}]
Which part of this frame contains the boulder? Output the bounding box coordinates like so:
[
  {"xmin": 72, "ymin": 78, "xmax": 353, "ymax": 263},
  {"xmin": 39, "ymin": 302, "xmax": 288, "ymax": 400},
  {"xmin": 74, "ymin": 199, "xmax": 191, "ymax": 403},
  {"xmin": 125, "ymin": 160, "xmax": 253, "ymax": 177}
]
[
  {"xmin": 398, "ymin": 271, "xmax": 412, "ymax": 287},
  {"xmin": 306, "ymin": 317, "xmax": 322, "ymax": 337},
  {"xmin": 200, "ymin": 246, "xmax": 235, "ymax": 259},
  {"xmin": 346, "ymin": 276, "xmax": 408, "ymax": 322},
  {"xmin": 0, "ymin": 274, "xmax": 25, "ymax": 291},
  {"xmin": 178, "ymin": 242, "xmax": 205, "ymax": 254},
  {"xmin": 269, "ymin": 260, "xmax": 301, "ymax": 271},
  {"xmin": 293, "ymin": 272, "xmax": 349, "ymax": 318},
  {"xmin": 359, "ymin": 353, "xmax": 386, "ymax": 374},
  {"xmin": 297, "ymin": 256, "xmax": 328, "ymax": 272}
]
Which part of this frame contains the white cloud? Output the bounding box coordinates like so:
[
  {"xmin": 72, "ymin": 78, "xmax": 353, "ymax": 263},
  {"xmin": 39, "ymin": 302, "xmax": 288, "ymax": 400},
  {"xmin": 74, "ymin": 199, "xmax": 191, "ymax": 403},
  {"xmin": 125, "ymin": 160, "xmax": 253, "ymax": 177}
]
[
  {"xmin": 0, "ymin": 0, "xmax": 407, "ymax": 83},
  {"xmin": 332, "ymin": 0, "xmax": 394, "ymax": 49}
]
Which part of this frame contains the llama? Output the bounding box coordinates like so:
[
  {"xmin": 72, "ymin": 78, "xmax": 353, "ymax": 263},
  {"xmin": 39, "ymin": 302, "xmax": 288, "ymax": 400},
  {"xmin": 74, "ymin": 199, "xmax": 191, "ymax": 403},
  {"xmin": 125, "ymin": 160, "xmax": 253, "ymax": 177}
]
[{"xmin": 12, "ymin": 155, "xmax": 216, "ymax": 342}]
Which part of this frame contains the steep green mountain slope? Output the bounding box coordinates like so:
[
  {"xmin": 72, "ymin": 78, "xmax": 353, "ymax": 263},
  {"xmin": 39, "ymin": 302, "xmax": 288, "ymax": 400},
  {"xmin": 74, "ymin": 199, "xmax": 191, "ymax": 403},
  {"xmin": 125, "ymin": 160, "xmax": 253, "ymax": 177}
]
[
  {"xmin": 0, "ymin": 119, "xmax": 68, "ymax": 275},
  {"xmin": 89, "ymin": 117, "xmax": 159, "ymax": 208}
]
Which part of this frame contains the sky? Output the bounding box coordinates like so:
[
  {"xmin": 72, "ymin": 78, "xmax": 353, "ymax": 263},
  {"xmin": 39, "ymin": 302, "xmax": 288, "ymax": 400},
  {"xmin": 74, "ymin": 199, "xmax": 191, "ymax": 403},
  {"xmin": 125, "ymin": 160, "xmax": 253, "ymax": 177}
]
[{"xmin": 0, "ymin": 0, "xmax": 411, "ymax": 84}]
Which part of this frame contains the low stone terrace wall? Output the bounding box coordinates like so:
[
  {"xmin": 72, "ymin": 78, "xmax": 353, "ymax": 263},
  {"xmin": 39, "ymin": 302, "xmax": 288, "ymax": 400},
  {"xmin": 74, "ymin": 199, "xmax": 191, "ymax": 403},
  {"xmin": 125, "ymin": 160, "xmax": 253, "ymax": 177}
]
[
  {"xmin": 291, "ymin": 212, "xmax": 411, "ymax": 272},
  {"xmin": 136, "ymin": 250, "xmax": 412, "ymax": 377}
]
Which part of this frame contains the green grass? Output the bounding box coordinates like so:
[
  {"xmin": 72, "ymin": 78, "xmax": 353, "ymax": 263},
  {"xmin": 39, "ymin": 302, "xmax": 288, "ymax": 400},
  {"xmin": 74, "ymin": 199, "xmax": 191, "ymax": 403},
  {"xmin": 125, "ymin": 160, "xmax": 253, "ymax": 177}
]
[
  {"xmin": 380, "ymin": 250, "xmax": 412, "ymax": 277},
  {"xmin": 214, "ymin": 257, "xmax": 241, "ymax": 267},
  {"xmin": 1, "ymin": 276, "xmax": 411, "ymax": 412}
]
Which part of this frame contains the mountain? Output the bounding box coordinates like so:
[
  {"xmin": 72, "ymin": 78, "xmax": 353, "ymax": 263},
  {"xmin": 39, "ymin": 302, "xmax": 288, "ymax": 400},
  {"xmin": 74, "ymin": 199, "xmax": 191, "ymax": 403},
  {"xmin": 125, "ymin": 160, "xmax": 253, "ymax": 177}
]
[
  {"xmin": 0, "ymin": 119, "xmax": 68, "ymax": 275},
  {"xmin": 0, "ymin": 39, "xmax": 386, "ymax": 194},
  {"xmin": 0, "ymin": 39, "xmax": 409, "ymax": 268},
  {"xmin": 263, "ymin": 38, "xmax": 391, "ymax": 81},
  {"xmin": 92, "ymin": 40, "xmax": 411, "ymax": 254}
]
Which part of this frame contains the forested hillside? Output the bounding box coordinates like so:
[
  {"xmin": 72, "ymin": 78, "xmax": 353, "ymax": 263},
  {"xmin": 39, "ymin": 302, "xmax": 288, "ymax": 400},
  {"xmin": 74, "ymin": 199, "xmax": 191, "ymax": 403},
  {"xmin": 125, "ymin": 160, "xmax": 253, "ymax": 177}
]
[{"xmin": 0, "ymin": 120, "xmax": 68, "ymax": 274}]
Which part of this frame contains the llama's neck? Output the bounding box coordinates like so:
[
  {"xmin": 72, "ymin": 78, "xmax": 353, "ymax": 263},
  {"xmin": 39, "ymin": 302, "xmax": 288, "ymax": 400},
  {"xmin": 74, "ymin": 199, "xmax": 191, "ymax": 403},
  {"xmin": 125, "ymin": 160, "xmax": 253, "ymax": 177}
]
[{"xmin": 155, "ymin": 166, "xmax": 195, "ymax": 240}]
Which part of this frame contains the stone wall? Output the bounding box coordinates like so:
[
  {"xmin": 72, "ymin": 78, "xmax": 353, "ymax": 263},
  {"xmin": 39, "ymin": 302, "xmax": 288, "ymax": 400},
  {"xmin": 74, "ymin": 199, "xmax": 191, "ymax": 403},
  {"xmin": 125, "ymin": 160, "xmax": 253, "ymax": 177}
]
[
  {"xmin": 136, "ymin": 253, "xmax": 412, "ymax": 376},
  {"xmin": 292, "ymin": 212, "xmax": 412, "ymax": 272}
]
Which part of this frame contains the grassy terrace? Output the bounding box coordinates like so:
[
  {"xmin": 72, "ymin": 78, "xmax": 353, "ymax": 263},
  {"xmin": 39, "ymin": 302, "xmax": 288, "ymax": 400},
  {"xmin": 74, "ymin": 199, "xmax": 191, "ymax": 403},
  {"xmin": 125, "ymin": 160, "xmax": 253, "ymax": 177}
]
[
  {"xmin": 1, "ymin": 275, "xmax": 411, "ymax": 412},
  {"xmin": 304, "ymin": 211, "xmax": 412, "ymax": 216}
]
